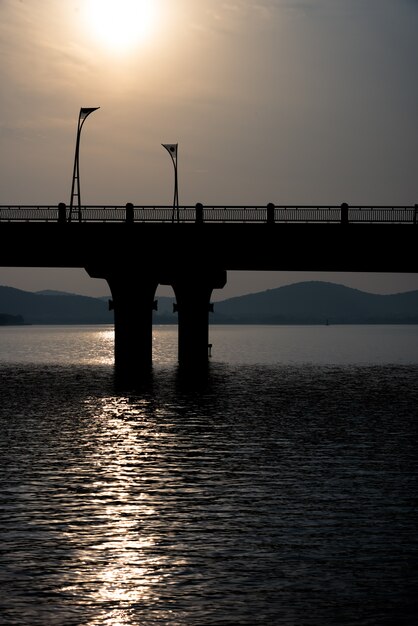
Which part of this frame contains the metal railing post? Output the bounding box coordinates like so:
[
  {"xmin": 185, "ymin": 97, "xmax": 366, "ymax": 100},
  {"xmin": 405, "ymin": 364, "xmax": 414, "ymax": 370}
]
[
  {"xmin": 341, "ymin": 202, "xmax": 349, "ymax": 225},
  {"xmin": 125, "ymin": 202, "xmax": 134, "ymax": 224},
  {"xmin": 58, "ymin": 202, "xmax": 67, "ymax": 224},
  {"xmin": 267, "ymin": 203, "xmax": 275, "ymax": 225},
  {"xmin": 195, "ymin": 202, "xmax": 204, "ymax": 224}
]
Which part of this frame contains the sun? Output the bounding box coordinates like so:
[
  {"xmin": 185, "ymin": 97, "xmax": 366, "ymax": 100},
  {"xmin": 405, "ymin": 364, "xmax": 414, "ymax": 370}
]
[{"xmin": 83, "ymin": 0, "xmax": 158, "ymax": 52}]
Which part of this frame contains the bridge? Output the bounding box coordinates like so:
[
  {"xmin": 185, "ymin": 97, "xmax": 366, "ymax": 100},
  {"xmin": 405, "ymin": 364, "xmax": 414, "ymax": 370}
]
[{"xmin": 1, "ymin": 202, "xmax": 417, "ymax": 378}]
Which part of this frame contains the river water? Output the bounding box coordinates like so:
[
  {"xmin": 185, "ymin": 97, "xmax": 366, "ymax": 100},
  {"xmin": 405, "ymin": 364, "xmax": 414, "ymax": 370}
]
[{"xmin": 0, "ymin": 325, "xmax": 417, "ymax": 625}]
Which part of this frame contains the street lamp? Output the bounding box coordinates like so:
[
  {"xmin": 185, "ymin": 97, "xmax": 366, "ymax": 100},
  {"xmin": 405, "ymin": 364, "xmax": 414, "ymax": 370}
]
[
  {"xmin": 162, "ymin": 143, "xmax": 179, "ymax": 222},
  {"xmin": 69, "ymin": 107, "xmax": 100, "ymax": 222}
]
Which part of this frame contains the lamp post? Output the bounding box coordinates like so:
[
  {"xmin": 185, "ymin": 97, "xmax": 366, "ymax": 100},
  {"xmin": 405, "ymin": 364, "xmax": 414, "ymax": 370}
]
[
  {"xmin": 162, "ymin": 143, "xmax": 179, "ymax": 222},
  {"xmin": 69, "ymin": 107, "xmax": 100, "ymax": 223}
]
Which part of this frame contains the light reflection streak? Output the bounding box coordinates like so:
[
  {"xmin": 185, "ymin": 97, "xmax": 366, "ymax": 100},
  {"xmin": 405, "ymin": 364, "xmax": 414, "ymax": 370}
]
[
  {"xmin": 62, "ymin": 395, "xmax": 172, "ymax": 625},
  {"xmin": 88, "ymin": 329, "xmax": 115, "ymax": 365}
]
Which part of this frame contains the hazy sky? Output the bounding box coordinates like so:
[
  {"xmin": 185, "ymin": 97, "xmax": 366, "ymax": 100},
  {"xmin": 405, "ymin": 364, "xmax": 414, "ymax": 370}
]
[{"xmin": 1, "ymin": 0, "xmax": 417, "ymax": 299}]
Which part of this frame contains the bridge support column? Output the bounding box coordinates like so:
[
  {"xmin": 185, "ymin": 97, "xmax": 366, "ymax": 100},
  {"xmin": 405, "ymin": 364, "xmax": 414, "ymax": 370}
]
[
  {"xmin": 86, "ymin": 267, "xmax": 158, "ymax": 378},
  {"xmin": 171, "ymin": 270, "xmax": 227, "ymax": 368}
]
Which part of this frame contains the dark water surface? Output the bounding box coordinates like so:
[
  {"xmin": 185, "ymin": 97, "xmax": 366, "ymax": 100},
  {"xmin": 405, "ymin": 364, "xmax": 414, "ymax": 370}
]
[{"xmin": 0, "ymin": 327, "xmax": 417, "ymax": 625}]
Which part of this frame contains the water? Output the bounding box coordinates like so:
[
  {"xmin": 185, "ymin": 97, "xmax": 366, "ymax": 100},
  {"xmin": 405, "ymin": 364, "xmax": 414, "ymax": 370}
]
[{"xmin": 0, "ymin": 325, "xmax": 417, "ymax": 625}]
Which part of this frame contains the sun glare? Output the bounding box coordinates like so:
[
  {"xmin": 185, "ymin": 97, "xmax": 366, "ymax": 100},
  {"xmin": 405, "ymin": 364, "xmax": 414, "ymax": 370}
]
[{"xmin": 84, "ymin": 0, "xmax": 157, "ymax": 52}]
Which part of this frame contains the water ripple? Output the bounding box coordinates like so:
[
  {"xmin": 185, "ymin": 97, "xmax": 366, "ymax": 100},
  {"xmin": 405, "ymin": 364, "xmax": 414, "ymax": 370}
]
[{"xmin": 0, "ymin": 363, "xmax": 417, "ymax": 625}]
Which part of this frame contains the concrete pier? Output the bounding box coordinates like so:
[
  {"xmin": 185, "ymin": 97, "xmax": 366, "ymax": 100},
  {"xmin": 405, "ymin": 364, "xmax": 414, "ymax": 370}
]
[
  {"xmin": 87, "ymin": 268, "xmax": 159, "ymax": 373},
  {"xmin": 169, "ymin": 269, "xmax": 227, "ymax": 368}
]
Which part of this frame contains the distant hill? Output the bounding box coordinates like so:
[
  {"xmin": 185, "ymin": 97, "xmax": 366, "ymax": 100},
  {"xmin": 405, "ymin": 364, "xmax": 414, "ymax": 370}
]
[
  {"xmin": 0, "ymin": 286, "xmax": 113, "ymax": 324},
  {"xmin": 1, "ymin": 281, "xmax": 418, "ymax": 325},
  {"xmin": 213, "ymin": 281, "xmax": 418, "ymax": 324},
  {"xmin": 0, "ymin": 312, "xmax": 25, "ymax": 325},
  {"xmin": 36, "ymin": 290, "xmax": 82, "ymax": 297}
]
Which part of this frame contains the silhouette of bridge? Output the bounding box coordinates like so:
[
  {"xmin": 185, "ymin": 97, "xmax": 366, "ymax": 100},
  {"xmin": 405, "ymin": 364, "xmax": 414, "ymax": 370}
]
[{"xmin": 1, "ymin": 202, "xmax": 417, "ymax": 378}]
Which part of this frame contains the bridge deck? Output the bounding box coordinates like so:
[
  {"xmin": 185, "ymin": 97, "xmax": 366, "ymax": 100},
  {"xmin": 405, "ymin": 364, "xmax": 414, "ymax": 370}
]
[{"xmin": 0, "ymin": 221, "xmax": 417, "ymax": 274}]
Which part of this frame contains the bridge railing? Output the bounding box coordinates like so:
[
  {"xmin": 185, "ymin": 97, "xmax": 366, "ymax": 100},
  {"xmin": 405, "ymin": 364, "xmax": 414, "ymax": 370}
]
[
  {"xmin": 0, "ymin": 206, "xmax": 61, "ymax": 221},
  {"xmin": 0, "ymin": 204, "xmax": 416, "ymax": 223}
]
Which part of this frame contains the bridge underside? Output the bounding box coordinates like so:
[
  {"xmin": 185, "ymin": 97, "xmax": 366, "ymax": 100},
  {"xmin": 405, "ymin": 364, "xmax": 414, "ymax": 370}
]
[{"xmin": 1, "ymin": 223, "xmax": 417, "ymax": 379}]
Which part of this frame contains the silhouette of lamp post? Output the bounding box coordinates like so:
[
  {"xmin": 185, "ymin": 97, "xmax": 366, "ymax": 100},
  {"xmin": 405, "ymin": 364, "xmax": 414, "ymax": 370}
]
[
  {"xmin": 162, "ymin": 143, "xmax": 179, "ymax": 222},
  {"xmin": 69, "ymin": 107, "xmax": 100, "ymax": 223}
]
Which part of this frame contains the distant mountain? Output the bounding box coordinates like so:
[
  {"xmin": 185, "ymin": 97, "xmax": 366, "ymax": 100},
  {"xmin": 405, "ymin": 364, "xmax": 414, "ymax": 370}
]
[
  {"xmin": 36, "ymin": 290, "xmax": 82, "ymax": 297},
  {"xmin": 213, "ymin": 281, "xmax": 418, "ymax": 324},
  {"xmin": 0, "ymin": 313, "xmax": 25, "ymax": 326},
  {"xmin": 1, "ymin": 281, "xmax": 418, "ymax": 325},
  {"xmin": 0, "ymin": 286, "xmax": 113, "ymax": 324}
]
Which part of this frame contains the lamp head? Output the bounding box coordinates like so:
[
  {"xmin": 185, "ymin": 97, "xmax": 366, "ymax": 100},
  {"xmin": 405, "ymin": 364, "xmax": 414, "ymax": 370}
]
[{"xmin": 79, "ymin": 107, "xmax": 100, "ymax": 120}]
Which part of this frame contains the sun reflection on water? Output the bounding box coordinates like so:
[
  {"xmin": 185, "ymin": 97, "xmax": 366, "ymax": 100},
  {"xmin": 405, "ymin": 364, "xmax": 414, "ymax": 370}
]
[{"xmin": 61, "ymin": 394, "xmax": 176, "ymax": 624}]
